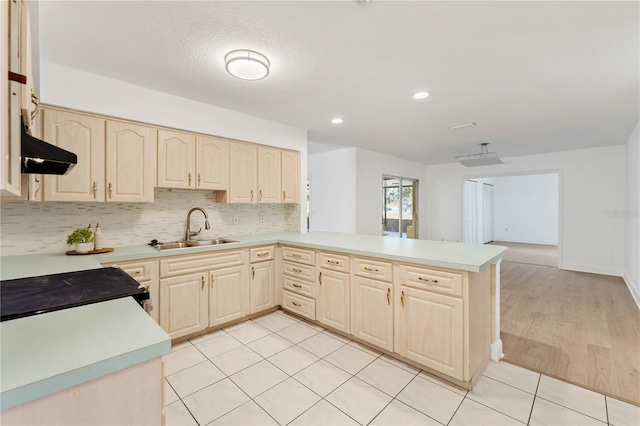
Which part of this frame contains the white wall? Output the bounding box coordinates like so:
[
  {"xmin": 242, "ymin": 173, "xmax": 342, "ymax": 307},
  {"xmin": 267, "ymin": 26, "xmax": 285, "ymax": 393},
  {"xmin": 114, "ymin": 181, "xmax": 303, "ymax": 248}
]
[
  {"xmin": 308, "ymin": 148, "xmax": 357, "ymax": 233},
  {"xmin": 427, "ymin": 145, "xmax": 626, "ymax": 276},
  {"xmin": 307, "ymin": 147, "xmax": 429, "ymax": 238},
  {"xmin": 624, "ymin": 120, "xmax": 640, "ymax": 307},
  {"xmin": 482, "ymin": 174, "xmax": 559, "ymax": 245},
  {"xmin": 355, "ymin": 148, "xmax": 428, "ymax": 238},
  {"xmin": 38, "ymin": 61, "xmax": 308, "ymax": 232}
]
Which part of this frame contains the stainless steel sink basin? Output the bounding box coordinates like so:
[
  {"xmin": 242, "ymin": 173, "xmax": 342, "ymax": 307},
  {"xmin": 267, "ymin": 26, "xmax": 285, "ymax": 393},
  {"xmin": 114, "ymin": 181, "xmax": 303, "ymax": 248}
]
[
  {"xmin": 151, "ymin": 239, "xmax": 238, "ymax": 251},
  {"xmin": 187, "ymin": 238, "xmax": 238, "ymax": 247}
]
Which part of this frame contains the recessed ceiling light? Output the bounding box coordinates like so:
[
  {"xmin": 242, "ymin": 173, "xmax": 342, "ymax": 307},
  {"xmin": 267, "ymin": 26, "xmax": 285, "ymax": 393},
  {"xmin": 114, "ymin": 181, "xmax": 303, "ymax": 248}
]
[
  {"xmin": 225, "ymin": 49, "xmax": 270, "ymax": 80},
  {"xmin": 449, "ymin": 122, "xmax": 477, "ymax": 130},
  {"xmin": 331, "ymin": 118, "xmax": 343, "ymax": 124},
  {"xmin": 412, "ymin": 91, "xmax": 430, "ymax": 100}
]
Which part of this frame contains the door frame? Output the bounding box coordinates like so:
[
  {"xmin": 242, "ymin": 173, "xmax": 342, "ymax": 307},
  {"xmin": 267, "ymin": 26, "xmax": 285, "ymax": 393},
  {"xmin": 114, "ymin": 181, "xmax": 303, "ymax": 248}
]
[
  {"xmin": 460, "ymin": 169, "xmax": 563, "ymax": 269},
  {"xmin": 381, "ymin": 174, "xmax": 419, "ymax": 239}
]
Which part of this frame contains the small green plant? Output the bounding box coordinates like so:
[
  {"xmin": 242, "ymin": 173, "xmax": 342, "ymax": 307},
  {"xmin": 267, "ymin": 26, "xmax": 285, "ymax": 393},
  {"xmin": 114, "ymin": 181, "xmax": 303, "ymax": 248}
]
[{"xmin": 66, "ymin": 228, "xmax": 95, "ymax": 246}]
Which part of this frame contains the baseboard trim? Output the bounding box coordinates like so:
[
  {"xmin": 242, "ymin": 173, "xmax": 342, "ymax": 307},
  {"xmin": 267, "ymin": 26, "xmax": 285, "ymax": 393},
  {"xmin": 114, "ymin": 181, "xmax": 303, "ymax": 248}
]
[
  {"xmin": 561, "ymin": 262, "xmax": 623, "ymax": 277},
  {"xmin": 623, "ymin": 270, "xmax": 640, "ymax": 310},
  {"xmin": 490, "ymin": 340, "xmax": 503, "ymax": 362}
]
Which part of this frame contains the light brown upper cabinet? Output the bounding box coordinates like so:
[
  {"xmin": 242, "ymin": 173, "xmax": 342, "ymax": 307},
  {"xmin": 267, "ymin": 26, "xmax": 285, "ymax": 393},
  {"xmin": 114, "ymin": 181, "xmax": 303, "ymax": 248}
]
[
  {"xmin": 157, "ymin": 130, "xmax": 229, "ymax": 191},
  {"xmin": 281, "ymin": 150, "xmax": 300, "ymax": 204},
  {"xmin": 106, "ymin": 121, "xmax": 157, "ymax": 202},
  {"xmin": 196, "ymin": 136, "xmax": 229, "ymax": 191},
  {"xmin": 42, "ymin": 108, "xmax": 157, "ymax": 202},
  {"xmin": 257, "ymin": 146, "xmax": 281, "ymax": 203},
  {"xmin": 229, "ymin": 141, "xmax": 257, "ymax": 203},
  {"xmin": 43, "ymin": 108, "xmax": 106, "ymax": 202},
  {"xmin": 157, "ymin": 130, "xmax": 195, "ymax": 189}
]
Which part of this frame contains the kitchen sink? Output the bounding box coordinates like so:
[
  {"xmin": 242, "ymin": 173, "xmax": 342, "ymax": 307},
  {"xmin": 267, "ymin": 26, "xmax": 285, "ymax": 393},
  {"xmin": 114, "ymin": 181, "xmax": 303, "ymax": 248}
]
[{"xmin": 151, "ymin": 239, "xmax": 238, "ymax": 251}]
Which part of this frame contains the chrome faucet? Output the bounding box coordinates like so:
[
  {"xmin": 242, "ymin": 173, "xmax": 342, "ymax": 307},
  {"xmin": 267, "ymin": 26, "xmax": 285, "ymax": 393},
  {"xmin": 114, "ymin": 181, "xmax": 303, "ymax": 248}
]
[{"xmin": 185, "ymin": 207, "xmax": 210, "ymax": 241}]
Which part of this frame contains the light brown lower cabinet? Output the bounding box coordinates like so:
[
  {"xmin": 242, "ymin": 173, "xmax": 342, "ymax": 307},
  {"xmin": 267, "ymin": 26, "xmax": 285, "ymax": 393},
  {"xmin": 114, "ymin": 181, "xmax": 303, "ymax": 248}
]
[
  {"xmin": 397, "ymin": 285, "xmax": 464, "ymax": 380},
  {"xmin": 250, "ymin": 261, "xmax": 274, "ymax": 314},
  {"xmin": 209, "ymin": 264, "xmax": 250, "ymax": 327},
  {"xmin": 316, "ymin": 268, "xmax": 350, "ymax": 333},
  {"xmin": 352, "ymin": 275, "xmax": 393, "ymax": 351},
  {"xmin": 160, "ymin": 272, "xmax": 209, "ymax": 339}
]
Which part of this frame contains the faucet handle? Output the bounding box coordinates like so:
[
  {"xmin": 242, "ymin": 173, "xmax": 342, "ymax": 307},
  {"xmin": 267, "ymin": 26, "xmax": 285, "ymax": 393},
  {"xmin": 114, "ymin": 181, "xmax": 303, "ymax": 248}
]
[{"xmin": 189, "ymin": 228, "xmax": 202, "ymax": 239}]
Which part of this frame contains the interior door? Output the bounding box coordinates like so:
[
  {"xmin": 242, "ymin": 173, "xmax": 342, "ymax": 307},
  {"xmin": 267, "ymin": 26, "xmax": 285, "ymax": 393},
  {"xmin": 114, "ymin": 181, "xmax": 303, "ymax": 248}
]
[
  {"xmin": 483, "ymin": 183, "xmax": 494, "ymax": 243},
  {"xmin": 464, "ymin": 180, "xmax": 478, "ymax": 244}
]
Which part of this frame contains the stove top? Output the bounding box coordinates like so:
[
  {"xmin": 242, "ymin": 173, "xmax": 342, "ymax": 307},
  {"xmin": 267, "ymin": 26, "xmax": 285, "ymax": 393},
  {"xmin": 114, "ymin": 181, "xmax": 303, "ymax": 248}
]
[{"xmin": 0, "ymin": 267, "xmax": 149, "ymax": 322}]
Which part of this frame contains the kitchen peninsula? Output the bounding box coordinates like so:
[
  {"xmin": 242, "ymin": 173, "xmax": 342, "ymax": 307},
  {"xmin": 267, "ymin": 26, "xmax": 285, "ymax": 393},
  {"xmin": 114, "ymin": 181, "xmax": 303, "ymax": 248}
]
[{"xmin": 0, "ymin": 232, "xmax": 505, "ymax": 422}]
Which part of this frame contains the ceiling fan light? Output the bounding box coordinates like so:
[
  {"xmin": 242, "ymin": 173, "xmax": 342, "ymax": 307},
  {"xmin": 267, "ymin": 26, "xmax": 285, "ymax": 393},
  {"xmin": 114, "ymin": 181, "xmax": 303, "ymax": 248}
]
[{"xmin": 225, "ymin": 49, "xmax": 270, "ymax": 80}]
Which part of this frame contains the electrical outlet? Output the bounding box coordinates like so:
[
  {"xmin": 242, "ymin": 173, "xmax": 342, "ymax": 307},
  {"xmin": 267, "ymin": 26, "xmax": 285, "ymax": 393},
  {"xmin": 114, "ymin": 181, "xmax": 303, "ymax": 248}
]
[
  {"xmin": 233, "ymin": 217, "xmax": 239, "ymax": 225},
  {"xmin": 259, "ymin": 212, "xmax": 265, "ymax": 222}
]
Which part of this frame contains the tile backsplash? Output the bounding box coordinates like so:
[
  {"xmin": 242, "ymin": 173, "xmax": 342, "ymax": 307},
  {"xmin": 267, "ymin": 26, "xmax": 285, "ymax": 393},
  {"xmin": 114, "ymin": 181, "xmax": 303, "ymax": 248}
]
[{"xmin": 0, "ymin": 189, "xmax": 301, "ymax": 256}]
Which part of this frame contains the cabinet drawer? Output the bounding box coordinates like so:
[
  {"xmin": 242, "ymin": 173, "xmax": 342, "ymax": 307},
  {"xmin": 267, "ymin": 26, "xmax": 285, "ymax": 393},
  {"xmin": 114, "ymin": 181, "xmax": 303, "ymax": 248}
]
[
  {"xmin": 399, "ymin": 265, "xmax": 463, "ymax": 298},
  {"xmin": 282, "ymin": 246, "xmax": 316, "ymax": 265},
  {"xmin": 353, "ymin": 257, "xmax": 393, "ymax": 282},
  {"xmin": 160, "ymin": 249, "xmax": 248, "ymax": 277},
  {"xmin": 282, "ymin": 291, "xmax": 315, "ymax": 321},
  {"xmin": 318, "ymin": 251, "xmax": 350, "ymax": 273},
  {"xmin": 103, "ymin": 260, "xmax": 154, "ymax": 281},
  {"xmin": 250, "ymin": 246, "xmax": 275, "ymax": 262},
  {"xmin": 283, "ymin": 261, "xmax": 316, "ymax": 283},
  {"xmin": 283, "ymin": 276, "xmax": 315, "ymax": 298}
]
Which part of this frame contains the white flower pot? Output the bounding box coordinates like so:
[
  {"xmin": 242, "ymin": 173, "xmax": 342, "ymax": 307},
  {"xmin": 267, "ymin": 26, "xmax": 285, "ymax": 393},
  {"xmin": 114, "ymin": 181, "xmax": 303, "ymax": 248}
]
[{"xmin": 75, "ymin": 242, "xmax": 92, "ymax": 254}]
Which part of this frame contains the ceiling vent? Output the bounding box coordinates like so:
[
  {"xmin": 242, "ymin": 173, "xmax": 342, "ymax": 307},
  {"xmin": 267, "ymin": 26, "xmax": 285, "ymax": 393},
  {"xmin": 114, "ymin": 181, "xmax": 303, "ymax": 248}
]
[{"xmin": 455, "ymin": 143, "xmax": 508, "ymax": 167}]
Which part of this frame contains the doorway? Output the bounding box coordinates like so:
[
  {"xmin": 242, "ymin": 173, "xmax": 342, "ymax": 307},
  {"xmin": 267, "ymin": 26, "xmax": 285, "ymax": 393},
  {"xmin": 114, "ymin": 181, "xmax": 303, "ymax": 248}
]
[{"xmin": 382, "ymin": 177, "xmax": 418, "ymax": 238}]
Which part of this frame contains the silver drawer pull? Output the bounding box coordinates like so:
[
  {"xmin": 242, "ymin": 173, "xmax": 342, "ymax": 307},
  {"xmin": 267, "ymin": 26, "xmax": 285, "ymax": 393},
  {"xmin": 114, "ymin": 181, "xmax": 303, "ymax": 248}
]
[
  {"xmin": 292, "ymin": 268, "xmax": 302, "ymax": 273},
  {"xmin": 292, "ymin": 283, "xmax": 302, "ymax": 289},
  {"xmin": 327, "ymin": 260, "xmax": 339, "ymax": 265},
  {"xmin": 363, "ymin": 267, "xmax": 379, "ymax": 272},
  {"xmin": 291, "ymin": 301, "xmax": 301, "ymax": 307},
  {"xmin": 290, "ymin": 253, "xmax": 302, "ymax": 258},
  {"xmin": 418, "ymin": 277, "xmax": 439, "ymax": 283}
]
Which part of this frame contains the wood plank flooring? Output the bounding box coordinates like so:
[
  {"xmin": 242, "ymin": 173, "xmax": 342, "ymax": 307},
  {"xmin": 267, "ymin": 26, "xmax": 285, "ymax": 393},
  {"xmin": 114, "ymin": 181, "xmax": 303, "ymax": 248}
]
[
  {"xmin": 489, "ymin": 241, "xmax": 558, "ymax": 267},
  {"xmin": 500, "ymin": 261, "xmax": 640, "ymax": 406}
]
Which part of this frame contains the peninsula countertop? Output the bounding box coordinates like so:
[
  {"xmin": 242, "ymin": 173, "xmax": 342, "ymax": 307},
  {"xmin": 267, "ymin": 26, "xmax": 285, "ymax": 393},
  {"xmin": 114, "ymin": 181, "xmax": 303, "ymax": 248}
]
[
  {"xmin": 0, "ymin": 232, "xmax": 505, "ymax": 410},
  {"xmin": 1, "ymin": 232, "xmax": 507, "ymax": 281}
]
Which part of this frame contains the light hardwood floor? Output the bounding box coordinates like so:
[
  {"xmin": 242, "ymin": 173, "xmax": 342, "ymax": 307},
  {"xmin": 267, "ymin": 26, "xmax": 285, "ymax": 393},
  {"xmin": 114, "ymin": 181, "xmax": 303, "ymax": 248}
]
[
  {"xmin": 500, "ymin": 261, "xmax": 640, "ymax": 406},
  {"xmin": 489, "ymin": 241, "xmax": 558, "ymax": 267}
]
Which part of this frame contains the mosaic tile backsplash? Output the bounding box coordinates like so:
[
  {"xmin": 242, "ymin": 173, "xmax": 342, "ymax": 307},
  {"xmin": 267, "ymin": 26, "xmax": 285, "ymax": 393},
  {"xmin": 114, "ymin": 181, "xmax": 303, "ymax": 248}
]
[{"xmin": 0, "ymin": 189, "xmax": 301, "ymax": 255}]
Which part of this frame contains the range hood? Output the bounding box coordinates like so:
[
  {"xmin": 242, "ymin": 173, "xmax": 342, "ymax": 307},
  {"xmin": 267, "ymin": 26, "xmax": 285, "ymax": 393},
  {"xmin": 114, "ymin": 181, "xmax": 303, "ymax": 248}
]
[{"xmin": 21, "ymin": 115, "xmax": 77, "ymax": 175}]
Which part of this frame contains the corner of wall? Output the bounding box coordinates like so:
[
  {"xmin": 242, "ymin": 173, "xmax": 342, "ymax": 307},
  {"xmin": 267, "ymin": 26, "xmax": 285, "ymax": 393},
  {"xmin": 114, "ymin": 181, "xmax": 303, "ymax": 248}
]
[{"xmin": 623, "ymin": 270, "xmax": 640, "ymax": 310}]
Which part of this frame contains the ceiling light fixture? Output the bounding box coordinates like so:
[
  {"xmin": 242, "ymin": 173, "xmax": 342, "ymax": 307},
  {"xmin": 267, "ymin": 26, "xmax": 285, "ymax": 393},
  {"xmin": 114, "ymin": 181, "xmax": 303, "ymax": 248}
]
[
  {"xmin": 455, "ymin": 143, "xmax": 509, "ymax": 167},
  {"xmin": 412, "ymin": 91, "xmax": 430, "ymax": 100},
  {"xmin": 224, "ymin": 49, "xmax": 270, "ymax": 80},
  {"xmin": 449, "ymin": 122, "xmax": 476, "ymax": 130},
  {"xmin": 331, "ymin": 118, "xmax": 343, "ymax": 124}
]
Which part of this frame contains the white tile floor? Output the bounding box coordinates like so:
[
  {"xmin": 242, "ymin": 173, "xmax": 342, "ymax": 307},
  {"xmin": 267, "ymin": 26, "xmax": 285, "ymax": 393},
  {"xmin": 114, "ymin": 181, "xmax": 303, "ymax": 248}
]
[{"xmin": 163, "ymin": 310, "xmax": 640, "ymax": 426}]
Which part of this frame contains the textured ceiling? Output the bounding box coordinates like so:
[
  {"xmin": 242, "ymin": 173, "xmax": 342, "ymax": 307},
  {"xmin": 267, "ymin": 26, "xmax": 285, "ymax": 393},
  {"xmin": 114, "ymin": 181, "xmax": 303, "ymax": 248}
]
[{"xmin": 38, "ymin": 1, "xmax": 639, "ymax": 164}]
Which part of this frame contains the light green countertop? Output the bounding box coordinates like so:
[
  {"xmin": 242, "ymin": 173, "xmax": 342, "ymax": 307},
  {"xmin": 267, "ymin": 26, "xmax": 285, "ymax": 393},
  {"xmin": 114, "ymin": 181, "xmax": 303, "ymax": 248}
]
[
  {"xmin": 1, "ymin": 232, "xmax": 506, "ymax": 281},
  {"xmin": 0, "ymin": 232, "xmax": 504, "ymax": 410},
  {"xmin": 0, "ymin": 297, "xmax": 170, "ymax": 411}
]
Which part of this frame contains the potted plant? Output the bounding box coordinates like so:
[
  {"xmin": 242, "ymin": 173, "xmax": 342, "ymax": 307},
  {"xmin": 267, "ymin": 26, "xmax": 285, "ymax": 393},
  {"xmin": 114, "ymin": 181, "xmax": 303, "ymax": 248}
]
[{"xmin": 66, "ymin": 228, "xmax": 95, "ymax": 254}]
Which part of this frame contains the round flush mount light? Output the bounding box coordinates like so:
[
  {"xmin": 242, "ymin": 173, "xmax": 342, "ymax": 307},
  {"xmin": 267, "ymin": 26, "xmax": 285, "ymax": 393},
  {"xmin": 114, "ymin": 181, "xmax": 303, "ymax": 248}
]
[
  {"xmin": 331, "ymin": 118, "xmax": 343, "ymax": 124},
  {"xmin": 225, "ymin": 49, "xmax": 270, "ymax": 80},
  {"xmin": 412, "ymin": 91, "xmax": 430, "ymax": 100}
]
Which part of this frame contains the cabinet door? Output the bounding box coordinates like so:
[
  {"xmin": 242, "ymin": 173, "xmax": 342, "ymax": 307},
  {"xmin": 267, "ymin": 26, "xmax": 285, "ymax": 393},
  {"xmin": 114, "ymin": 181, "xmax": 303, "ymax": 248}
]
[
  {"xmin": 317, "ymin": 269, "xmax": 350, "ymax": 333},
  {"xmin": 157, "ymin": 130, "xmax": 195, "ymax": 189},
  {"xmin": 229, "ymin": 142, "xmax": 257, "ymax": 203},
  {"xmin": 43, "ymin": 109, "xmax": 105, "ymax": 201},
  {"xmin": 160, "ymin": 272, "xmax": 208, "ymax": 339},
  {"xmin": 281, "ymin": 150, "xmax": 299, "ymax": 204},
  {"xmin": 209, "ymin": 264, "xmax": 250, "ymax": 326},
  {"xmin": 196, "ymin": 135, "xmax": 229, "ymax": 190},
  {"xmin": 257, "ymin": 146, "xmax": 281, "ymax": 203},
  {"xmin": 352, "ymin": 276, "xmax": 393, "ymax": 351},
  {"xmin": 398, "ymin": 286, "xmax": 464, "ymax": 380},
  {"xmin": 106, "ymin": 120, "xmax": 157, "ymax": 202},
  {"xmin": 251, "ymin": 261, "xmax": 274, "ymax": 314}
]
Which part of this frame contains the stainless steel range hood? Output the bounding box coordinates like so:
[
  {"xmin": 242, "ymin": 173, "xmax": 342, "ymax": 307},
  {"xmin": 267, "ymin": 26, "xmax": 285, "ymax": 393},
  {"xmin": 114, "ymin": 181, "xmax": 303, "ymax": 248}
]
[{"xmin": 21, "ymin": 115, "xmax": 77, "ymax": 175}]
